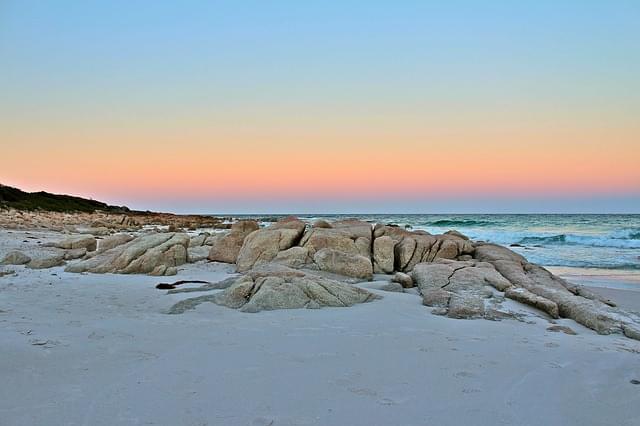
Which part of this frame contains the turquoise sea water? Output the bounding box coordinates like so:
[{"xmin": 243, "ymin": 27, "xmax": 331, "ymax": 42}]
[{"xmin": 235, "ymin": 214, "xmax": 640, "ymax": 270}]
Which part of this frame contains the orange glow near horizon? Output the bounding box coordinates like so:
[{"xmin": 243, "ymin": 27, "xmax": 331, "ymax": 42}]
[{"xmin": 4, "ymin": 118, "xmax": 639, "ymax": 205}]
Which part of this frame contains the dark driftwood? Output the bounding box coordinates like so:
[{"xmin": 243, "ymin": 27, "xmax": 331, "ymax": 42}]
[{"xmin": 155, "ymin": 280, "xmax": 210, "ymax": 290}]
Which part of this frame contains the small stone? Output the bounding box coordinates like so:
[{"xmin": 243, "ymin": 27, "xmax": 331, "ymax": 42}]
[
  {"xmin": 391, "ymin": 272, "xmax": 414, "ymax": 288},
  {"xmin": 379, "ymin": 282, "xmax": 404, "ymax": 293}
]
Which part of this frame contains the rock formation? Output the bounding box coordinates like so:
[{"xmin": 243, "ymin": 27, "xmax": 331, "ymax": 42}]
[
  {"xmin": 373, "ymin": 224, "xmax": 474, "ymax": 272},
  {"xmin": 472, "ymin": 243, "xmax": 640, "ymax": 339},
  {"xmin": 97, "ymin": 234, "xmax": 134, "ymax": 252},
  {"xmin": 208, "ymin": 220, "xmax": 259, "ymax": 263},
  {"xmin": 1, "ymin": 250, "xmax": 32, "ymax": 265},
  {"xmin": 27, "ymin": 254, "xmax": 65, "ymax": 269},
  {"xmin": 9, "ymin": 213, "xmax": 638, "ymax": 341},
  {"xmin": 65, "ymin": 232, "xmax": 189, "ymax": 276},
  {"xmin": 171, "ymin": 264, "xmax": 379, "ymax": 314},
  {"xmin": 236, "ymin": 217, "xmax": 306, "ymax": 271},
  {"xmin": 48, "ymin": 235, "xmax": 97, "ymax": 251}
]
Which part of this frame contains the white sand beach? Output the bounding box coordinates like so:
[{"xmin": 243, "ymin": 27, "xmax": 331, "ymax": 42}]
[{"xmin": 1, "ymin": 228, "xmax": 640, "ymax": 426}]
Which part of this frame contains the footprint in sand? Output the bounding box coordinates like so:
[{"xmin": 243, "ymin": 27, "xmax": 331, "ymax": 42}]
[{"xmin": 377, "ymin": 398, "xmax": 397, "ymax": 406}]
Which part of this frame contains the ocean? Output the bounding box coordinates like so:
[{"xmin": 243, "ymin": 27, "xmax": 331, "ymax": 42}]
[{"xmin": 236, "ymin": 214, "xmax": 640, "ymax": 271}]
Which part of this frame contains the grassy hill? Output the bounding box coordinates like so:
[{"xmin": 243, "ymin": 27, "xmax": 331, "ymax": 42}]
[{"xmin": 0, "ymin": 184, "xmax": 130, "ymax": 213}]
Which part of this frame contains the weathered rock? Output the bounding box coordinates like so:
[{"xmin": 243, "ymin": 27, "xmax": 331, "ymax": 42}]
[
  {"xmin": 391, "ymin": 272, "xmax": 414, "ymax": 288},
  {"xmin": 297, "ymin": 220, "xmax": 375, "ymax": 278},
  {"xmin": 187, "ymin": 246, "xmax": 210, "ymax": 262},
  {"xmin": 447, "ymin": 294, "xmax": 486, "ymax": 319},
  {"xmin": 422, "ymin": 288, "xmax": 452, "ymax": 307},
  {"xmin": 547, "ymin": 325, "xmax": 577, "ymax": 335},
  {"xmin": 97, "ymin": 234, "xmax": 134, "ymax": 252},
  {"xmin": 373, "ymin": 236, "xmax": 395, "ymax": 273},
  {"xmin": 561, "ymin": 281, "xmax": 616, "ymax": 307},
  {"xmin": 150, "ymin": 265, "xmax": 168, "ymax": 276},
  {"xmin": 379, "ymin": 282, "xmax": 404, "ymax": 293},
  {"xmin": 168, "ymin": 264, "xmax": 379, "ymax": 314},
  {"xmin": 82, "ymin": 227, "xmax": 110, "ymax": 236},
  {"xmin": 51, "ymin": 235, "xmax": 97, "ymax": 251},
  {"xmin": 505, "ymin": 287, "xmax": 559, "ymax": 318},
  {"xmin": 150, "ymin": 265, "xmax": 178, "ymax": 276},
  {"xmin": 64, "ymin": 247, "xmax": 87, "ymax": 260},
  {"xmin": 374, "ymin": 225, "xmax": 474, "ymax": 272},
  {"xmin": 189, "ymin": 233, "xmax": 210, "ymax": 247},
  {"xmin": 312, "ymin": 219, "xmax": 332, "ymax": 228},
  {"xmin": 208, "ymin": 220, "xmax": 259, "ymax": 264},
  {"xmin": 358, "ymin": 280, "xmax": 403, "ymax": 292},
  {"xmin": 65, "ymin": 233, "xmax": 189, "ymax": 276},
  {"xmin": 1, "ymin": 250, "xmax": 31, "ymax": 265},
  {"xmin": 313, "ymin": 248, "xmax": 373, "ymax": 280},
  {"xmin": 210, "ymin": 269, "xmax": 379, "ymax": 313},
  {"xmin": 122, "ymin": 238, "xmax": 187, "ymax": 275},
  {"xmin": 204, "ymin": 234, "xmax": 223, "ymax": 246},
  {"xmin": 411, "ymin": 260, "xmax": 511, "ymax": 319},
  {"xmin": 246, "ymin": 262, "xmax": 307, "ymax": 278},
  {"xmin": 27, "ymin": 254, "xmax": 65, "ymax": 269},
  {"xmin": 301, "ymin": 220, "xmax": 372, "ymax": 258},
  {"xmin": 236, "ymin": 217, "xmax": 306, "ymax": 272},
  {"xmin": 272, "ymin": 246, "xmax": 313, "ymax": 269},
  {"xmin": 444, "ymin": 230, "xmax": 470, "ymax": 240},
  {"xmin": 622, "ymin": 324, "xmax": 640, "ymax": 340},
  {"xmin": 474, "ymin": 243, "xmax": 640, "ymax": 339}
]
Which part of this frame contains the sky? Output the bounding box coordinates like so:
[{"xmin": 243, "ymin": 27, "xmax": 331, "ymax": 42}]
[{"xmin": 1, "ymin": 1, "xmax": 639, "ymax": 213}]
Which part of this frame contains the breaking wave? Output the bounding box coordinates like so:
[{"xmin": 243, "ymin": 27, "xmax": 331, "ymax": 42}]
[
  {"xmin": 425, "ymin": 219, "xmax": 494, "ymax": 227},
  {"xmin": 517, "ymin": 230, "xmax": 640, "ymax": 249}
]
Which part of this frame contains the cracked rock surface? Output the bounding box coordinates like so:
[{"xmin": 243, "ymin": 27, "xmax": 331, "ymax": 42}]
[{"xmin": 170, "ymin": 264, "xmax": 379, "ymax": 313}]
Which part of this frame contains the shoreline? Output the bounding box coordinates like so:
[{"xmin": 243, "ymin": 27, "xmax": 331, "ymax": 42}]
[{"xmin": 549, "ymin": 266, "xmax": 640, "ymax": 290}]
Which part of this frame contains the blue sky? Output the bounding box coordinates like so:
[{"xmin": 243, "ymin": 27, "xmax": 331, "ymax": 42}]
[{"xmin": 1, "ymin": 1, "xmax": 639, "ymax": 213}]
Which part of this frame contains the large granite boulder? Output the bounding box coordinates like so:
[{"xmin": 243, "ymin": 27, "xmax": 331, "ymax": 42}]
[
  {"xmin": 473, "ymin": 243, "xmax": 640, "ymax": 339},
  {"xmin": 188, "ymin": 246, "xmax": 210, "ymax": 262},
  {"xmin": 313, "ymin": 248, "xmax": 373, "ymax": 280},
  {"xmin": 208, "ymin": 220, "xmax": 259, "ymax": 263},
  {"xmin": 312, "ymin": 219, "xmax": 332, "ymax": 229},
  {"xmin": 63, "ymin": 247, "xmax": 87, "ymax": 260},
  {"xmin": 50, "ymin": 235, "xmax": 97, "ymax": 251},
  {"xmin": 373, "ymin": 225, "xmax": 474, "ymax": 272},
  {"xmin": 272, "ymin": 246, "xmax": 314, "ymax": 269},
  {"xmin": 189, "ymin": 233, "xmax": 210, "ymax": 248},
  {"xmin": 236, "ymin": 217, "xmax": 306, "ymax": 272},
  {"xmin": 97, "ymin": 234, "xmax": 134, "ymax": 252},
  {"xmin": 373, "ymin": 235, "xmax": 395, "ymax": 273},
  {"xmin": 213, "ymin": 267, "xmax": 379, "ymax": 313},
  {"xmin": 411, "ymin": 260, "xmax": 512, "ymax": 319},
  {"xmin": 27, "ymin": 254, "xmax": 65, "ymax": 269},
  {"xmin": 297, "ymin": 219, "xmax": 374, "ymax": 278},
  {"xmin": 65, "ymin": 233, "xmax": 189, "ymax": 276},
  {"xmin": 168, "ymin": 264, "xmax": 379, "ymax": 314},
  {"xmin": 301, "ymin": 219, "xmax": 372, "ymax": 258}
]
